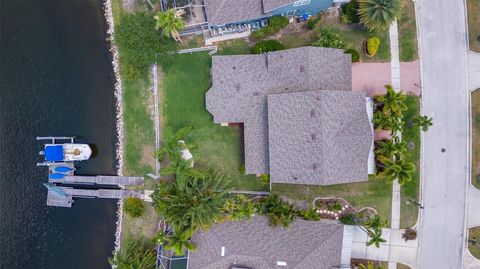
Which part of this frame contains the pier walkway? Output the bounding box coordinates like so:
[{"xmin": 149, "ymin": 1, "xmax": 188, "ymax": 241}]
[
  {"xmin": 46, "ymin": 186, "xmax": 144, "ymax": 207},
  {"xmin": 50, "ymin": 175, "xmax": 144, "ymax": 185}
]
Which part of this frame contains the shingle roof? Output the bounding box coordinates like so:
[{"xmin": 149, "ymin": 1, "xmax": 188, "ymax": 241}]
[
  {"xmin": 268, "ymin": 91, "xmax": 373, "ymax": 185},
  {"xmin": 206, "ymin": 47, "xmax": 352, "ymax": 176},
  {"xmin": 204, "ymin": 0, "xmax": 269, "ymax": 26},
  {"xmin": 262, "ymin": 0, "xmax": 294, "ymax": 12},
  {"xmin": 188, "ymin": 217, "xmax": 344, "ymax": 269}
]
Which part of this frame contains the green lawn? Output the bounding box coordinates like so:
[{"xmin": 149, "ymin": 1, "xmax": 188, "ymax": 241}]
[
  {"xmin": 161, "ymin": 52, "xmax": 266, "ymax": 191},
  {"xmin": 398, "ymin": 0, "xmax": 419, "ymax": 61},
  {"xmin": 471, "ymin": 89, "xmax": 480, "ymax": 189},
  {"xmin": 467, "ymin": 0, "xmax": 480, "ymax": 52},
  {"xmin": 400, "ymin": 95, "xmax": 421, "ymax": 228},
  {"xmin": 121, "ymin": 203, "xmax": 160, "ymax": 247},
  {"xmin": 272, "ymin": 176, "xmax": 392, "ymax": 223}
]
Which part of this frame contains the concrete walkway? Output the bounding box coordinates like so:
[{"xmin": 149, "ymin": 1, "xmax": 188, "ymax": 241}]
[
  {"xmin": 389, "ymin": 20, "xmax": 401, "ymax": 90},
  {"xmin": 468, "ymin": 51, "xmax": 480, "ymax": 90},
  {"xmin": 152, "ymin": 64, "xmax": 161, "ymax": 177},
  {"xmin": 349, "ymin": 226, "xmax": 418, "ymax": 268},
  {"xmin": 415, "ymin": 0, "xmax": 469, "ymax": 267}
]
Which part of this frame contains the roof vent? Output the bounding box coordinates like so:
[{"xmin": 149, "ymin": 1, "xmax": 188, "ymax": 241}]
[
  {"xmin": 311, "ymin": 133, "xmax": 317, "ymax": 141},
  {"xmin": 300, "ymin": 65, "xmax": 305, "ymax": 72},
  {"xmin": 253, "ymin": 92, "xmax": 260, "ymax": 96},
  {"xmin": 313, "ymin": 163, "xmax": 318, "ymax": 171},
  {"xmin": 236, "ymin": 84, "xmax": 241, "ymax": 92},
  {"xmin": 277, "ymin": 261, "xmax": 287, "ymax": 266},
  {"xmin": 232, "ymin": 66, "xmax": 236, "ymax": 70},
  {"xmin": 310, "ymin": 109, "xmax": 316, "ymax": 117},
  {"xmin": 221, "ymin": 246, "xmax": 225, "ymax": 256}
]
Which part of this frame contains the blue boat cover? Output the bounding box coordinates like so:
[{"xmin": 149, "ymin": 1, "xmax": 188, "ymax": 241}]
[
  {"xmin": 45, "ymin": 145, "xmax": 64, "ymax": 161},
  {"xmin": 49, "ymin": 173, "xmax": 65, "ymax": 179},
  {"xmin": 55, "ymin": 166, "xmax": 73, "ymax": 172}
]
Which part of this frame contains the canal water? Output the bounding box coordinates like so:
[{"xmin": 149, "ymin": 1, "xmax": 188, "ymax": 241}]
[{"xmin": 0, "ymin": 1, "xmax": 118, "ymax": 268}]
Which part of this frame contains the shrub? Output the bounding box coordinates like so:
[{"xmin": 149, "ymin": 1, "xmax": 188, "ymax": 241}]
[
  {"xmin": 402, "ymin": 228, "xmax": 417, "ymax": 241},
  {"xmin": 239, "ymin": 165, "xmax": 246, "ymax": 174},
  {"xmin": 344, "ymin": 48, "xmax": 360, "ymax": 62},
  {"xmin": 366, "ymin": 37, "xmax": 380, "ymax": 56},
  {"xmin": 313, "ymin": 27, "xmax": 346, "ymax": 49},
  {"xmin": 251, "ymin": 40, "xmax": 285, "ymax": 54},
  {"xmin": 116, "ymin": 12, "xmax": 176, "ymax": 80},
  {"xmin": 339, "ymin": 213, "xmax": 357, "ymax": 225},
  {"xmin": 260, "ymin": 174, "xmax": 270, "ymax": 185},
  {"xmin": 300, "ymin": 207, "xmax": 321, "ymax": 221},
  {"xmin": 257, "ymin": 195, "xmax": 296, "ymax": 227},
  {"xmin": 306, "ymin": 15, "xmax": 321, "ymax": 29},
  {"xmin": 341, "ymin": 0, "xmax": 360, "ymax": 24},
  {"xmin": 251, "ymin": 16, "xmax": 289, "ymax": 40},
  {"xmin": 123, "ymin": 197, "xmax": 145, "ymax": 218}
]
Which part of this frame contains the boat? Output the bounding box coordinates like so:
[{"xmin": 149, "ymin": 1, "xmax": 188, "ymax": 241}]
[
  {"xmin": 54, "ymin": 166, "xmax": 75, "ymax": 173},
  {"xmin": 49, "ymin": 173, "xmax": 66, "ymax": 180},
  {"xmin": 36, "ymin": 136, "xmax": 92, "ymax": 166}
]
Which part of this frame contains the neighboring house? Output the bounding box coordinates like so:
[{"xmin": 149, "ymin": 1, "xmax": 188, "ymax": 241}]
[
  {"xmin": 206, "ymin": 47, "xmax": 374, "ymax": 186},
  {"xmin": 204, "ymin": 0, "xmax": 334, "ymax": 28},
  {"xmin": 188, "ymin": 216, "xmax": 352, "ymax": 269}
]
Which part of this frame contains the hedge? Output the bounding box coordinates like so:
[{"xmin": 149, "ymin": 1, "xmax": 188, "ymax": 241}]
[
  {"xmin": 344, "ymin": 48, "xmax": 360, "ymax": 62},
  {"xmin": 251, "ymin": 40, "xmax": 285, "ymax": 54},
  {"xmin": 251, "ymin": 16, "xmax": 289, "ymax": 40}
]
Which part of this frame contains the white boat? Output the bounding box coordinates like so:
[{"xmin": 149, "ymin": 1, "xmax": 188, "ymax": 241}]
[
  {"xmin": 37, "ymin": 136, "xmax": 92, "ymax": 165},
  {"xmin": 44, "ymin": 143, "xmax": 92, "ymax": 162}
]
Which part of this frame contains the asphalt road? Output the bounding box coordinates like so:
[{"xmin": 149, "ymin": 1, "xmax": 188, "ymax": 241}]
[{"xmin": 416, "ymin": 0, "xmax": 469, "ymax": 268}]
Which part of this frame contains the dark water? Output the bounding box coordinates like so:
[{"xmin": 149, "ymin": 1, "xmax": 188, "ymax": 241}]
[{"xmin": 0, "ymin": 1, "xmax": 118, "ymax": 268}]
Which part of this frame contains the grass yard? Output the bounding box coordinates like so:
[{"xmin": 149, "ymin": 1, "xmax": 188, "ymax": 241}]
[
  {"xmin": 469, "ymin": 226, "xmax": 480, "ymax": 259},
  {"xmin": 161, "ymin": 52, "xmax": 267, "ymax": 191},
  {"xmin": 398, "ymin": 0, "xmax": 419, "ymax": 61},
  {"xmin": 471, "ymin": 89, "xmax": 480, "ymax": 189},
  {"xmin": 120, "ymin": 203, "xmax": 160, "ymax": 247},
  {"xmin": 272, "ymin": 176, "xmax": 392, "ymax": 223},
  {"xmin": 400, "ymin": 96, "xmax": 421, "ymax": 228},
  {"xmin": 318, "ymin": 13, "xmax": 390, "ymax": 62},
  {"xmin": 467, "ymin": 0, "xmax": 480, "ymax": 52}
]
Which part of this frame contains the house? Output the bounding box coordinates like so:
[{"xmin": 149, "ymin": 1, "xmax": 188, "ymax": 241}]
[
  {"xmin": 204, "ymin": 0, "xmax": 334, "ymax": 28},
  {"xmin": 206, "ymin": 47, "xmax": 374, "ymax": 186},
  {"xmin": 188, "ymin": 216, "xmax": 352, "ymax": 269}
]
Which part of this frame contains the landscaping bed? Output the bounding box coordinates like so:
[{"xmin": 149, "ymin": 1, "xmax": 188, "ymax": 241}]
[
  {"xmin": 471, "ymin": 89, "xmax": 480, "ymax": 189},
  {"xmin": 467, "ymin": 0, "xmax": 480, "ymax": 52},
  {"xmin": 469, "ymin": 226, "xmax": 480, "ymax": 260},
  {"xmin": 314, "ymin": 197, "xmax": 377, "ymax": 221}
]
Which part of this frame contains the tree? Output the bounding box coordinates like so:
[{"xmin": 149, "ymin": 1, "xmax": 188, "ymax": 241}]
[
  {"xmin": 357, "ymin": 0, "xmax": 402, "ymax": 32},
  {"xmin": 313, "ymin": 27, "xmax": 346, "ymax": 49},
  {"xmin": 378, "ymin": 156, "xmax": 416, "ymax": 185},
  {"xmin": 123, "ymin": 197, "xmax": 146, "ymax": 218},
  {"xmin": 373, "ymin": 111, "xmax": 393, "ymax": 130},
  {"xmin": 164, "ymin": 226, "xmax": 196, "ymax": 256},
  {"xmin": 223, "ymin": 195, "xmax": 257, "ymax": 222},
  {"xmin": 109, "ymin": 241, "xmax": 156, "ymax": 269},
  {"xmin": 363, "ymin": 215, "xmax": 388, "ymax": 229},
  {"xmin": 366, "ymin": 227, "xmax": 387, "ymax": 248},
  {"xmin": 375, "ymin": 137, "xmax": 407, "ymax": 159},
  {"xmin": 413, "ymin": 115, "xmax": 433, "ymax": 131},
  {"xmin": 155, "ymin": 9, "xmax": 185, "ymax": 43},
  {"xmin": 152, "ymin": 171, "xmax": 229, "ymax": 231},
  {"xmin": 375, "ymin": 85, "xmax": 407, "ymax": 116}
]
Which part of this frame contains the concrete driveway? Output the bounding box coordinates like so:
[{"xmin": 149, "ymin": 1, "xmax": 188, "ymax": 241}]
[
  {"xmin": 415, "ymin": 0, "xmax": 469, "ymax": 268},
  {"xmin": 352, "ymin": 60, "xmax": 421, "ymax": 96}
]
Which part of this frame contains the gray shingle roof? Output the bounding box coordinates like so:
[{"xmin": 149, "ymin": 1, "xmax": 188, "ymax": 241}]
[
  {"xmin": 206, "ymin": 47, "xmax": 353, "ymax": 177},
  {"xmin": 188, "ymin": 216, "xmax": 344, "ymax": 269},
  {"xmin": 204, "ymin": 0, "xmax": 270, "ymax": 26},
  {"xmin": 262, "ymin": 0, "xmax": 294, "ymax": 12},
  {"xmin": 267, "ymin": 91, "xmax": 373, "ymax": 185}
]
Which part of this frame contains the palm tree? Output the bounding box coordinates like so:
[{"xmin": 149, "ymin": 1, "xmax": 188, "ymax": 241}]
[
  {"xmin": 378, "ymin": 156, "xmax": 416, "ymax": 185},
  {"xmin": 375, "ymin": 137, "xmax": 407, "ymax": 159},
  {"xmin": 366, "ymin": 227, "xmax": 387, "ymax": 248},
  {"xmin": 375, "ymin": 85, "xmax": 407, "ymax": 116},
  {"xmin": 164, "ymin": 226, "xmax": 197, "ymax": 256},
  {"xmin": 157, "ymin": 126, "xmax": 194, "ymax": 162},
  {"xmin": 257, "ymin": 195, "xmax": 297, "ymax": 227},
  {"xmin": 155, "ymin": 9, "xmax": 185, "ymax": 43},
  {"xmin": 363, "ymin": 214, "xmax": 388, "ymax": 229},
  {"xmin": 357, "ymin": 0, "xmax": 402, "ymax": 31},
  {"xmin": 223, "ymin": 195, "xmax": 257, "ymax": 222},
  {"xmin": 152, "ymin": 171, "xmax": 229, "ymax": 231},
  {"xmin": 413, "ymin": 115, "xmax": 433, "ymax": 131},
  {"xmin": 109, "ymin": 241, "xmax": 156, "ymax": 269},
  {"xmin": 373, "ymin": 111, "xmax": 392, "ymax": 130}
]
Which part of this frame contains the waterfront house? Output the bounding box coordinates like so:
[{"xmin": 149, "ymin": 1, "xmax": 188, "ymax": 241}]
[
  {"xmin": 206, "ymin": 47, "xmax": 375, "ymax": 186},
  {"xmin": 188, "ymin": 216, "xmax": 352, "ymax": 269}
]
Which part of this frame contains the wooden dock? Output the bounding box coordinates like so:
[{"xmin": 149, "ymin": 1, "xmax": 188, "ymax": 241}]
[
  {"xmin": 50, "ymin": 175, "xmax": 144, "ymax": 185},
  {"xmin": 46, "ymin": 186, "xmax": 144, "ymax": 208}
]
